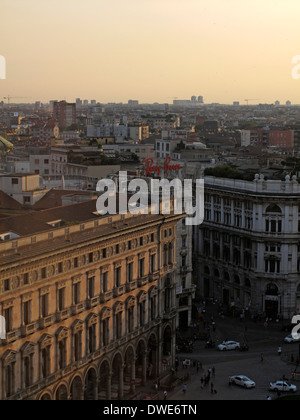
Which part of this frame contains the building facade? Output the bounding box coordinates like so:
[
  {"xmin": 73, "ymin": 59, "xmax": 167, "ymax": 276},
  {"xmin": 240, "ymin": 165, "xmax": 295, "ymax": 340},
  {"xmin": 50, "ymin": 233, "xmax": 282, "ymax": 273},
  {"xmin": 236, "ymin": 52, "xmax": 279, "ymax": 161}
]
[
  {"xmin": 241, "ymin": 129, "xmax": 294, "ymax": 148},
  {"xmin": 53, "ymin": 101, "xmax": 76, "ymax": 129},
  {"xmin": 194, "ymin": 175, "xmax": 300, "ymax": 320},
  {"xmin": 0, "ymin": 199, "xmax": 182, "ymax": 400}
]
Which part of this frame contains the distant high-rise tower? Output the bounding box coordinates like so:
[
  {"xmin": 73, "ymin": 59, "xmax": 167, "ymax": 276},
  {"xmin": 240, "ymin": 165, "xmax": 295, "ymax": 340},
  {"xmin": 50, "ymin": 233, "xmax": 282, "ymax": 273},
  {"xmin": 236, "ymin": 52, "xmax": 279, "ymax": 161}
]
[
  {"xmin": 52, "ymin": 100, "xmax": 76, "ymax": 128},
  {"xmin": 198, "ymin": 96, "xmax": 204, "ymax": 104},
  {"xmin": 191, "ymin": 96, "xmax": 197, "ymax": 102}
]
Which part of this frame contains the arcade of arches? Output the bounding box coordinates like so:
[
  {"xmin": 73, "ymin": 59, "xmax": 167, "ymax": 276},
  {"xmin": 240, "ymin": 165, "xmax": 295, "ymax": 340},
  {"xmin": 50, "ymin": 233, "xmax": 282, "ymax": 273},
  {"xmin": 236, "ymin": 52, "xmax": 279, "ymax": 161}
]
[{"xmin": 38, "ymin": 326, "xmax": 173, "ymax": 400}]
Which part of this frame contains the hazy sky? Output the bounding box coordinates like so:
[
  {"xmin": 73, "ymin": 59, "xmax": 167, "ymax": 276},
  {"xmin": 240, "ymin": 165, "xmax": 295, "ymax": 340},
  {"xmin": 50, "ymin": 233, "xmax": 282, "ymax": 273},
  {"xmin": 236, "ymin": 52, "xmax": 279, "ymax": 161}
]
[{"xmin": 1, "ymin": 0, "xmax": 300, "ymax": 104}]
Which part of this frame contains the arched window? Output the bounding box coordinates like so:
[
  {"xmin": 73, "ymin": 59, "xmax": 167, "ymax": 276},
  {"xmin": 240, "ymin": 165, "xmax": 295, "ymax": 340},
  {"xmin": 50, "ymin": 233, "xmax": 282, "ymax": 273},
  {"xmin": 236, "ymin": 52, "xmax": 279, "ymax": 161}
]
[
  {"xmin": 245, "ymin": 278, "xmax": 251, "ymax": 288},
  {"xmin": 266, "ymin": 204, "xmax": 282, "ymax": 214},
  {"xmin": 234, "ymin": 275, "xmax": 240, "ymax": 285},
  {"xmin": 224, "ymin": 272, "xmax": 230, "ymax": 282},
  {"xmin": 265, "ymin": 283, "xmax": 279, "ymax": 296}
]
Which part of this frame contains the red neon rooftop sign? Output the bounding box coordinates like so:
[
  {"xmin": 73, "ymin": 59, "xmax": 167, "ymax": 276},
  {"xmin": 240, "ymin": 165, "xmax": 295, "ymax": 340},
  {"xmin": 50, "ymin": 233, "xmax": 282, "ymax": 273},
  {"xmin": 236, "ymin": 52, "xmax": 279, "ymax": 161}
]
[{"xmin": 143, "ymin": 156, "xmax": 181, "ymax": 177}]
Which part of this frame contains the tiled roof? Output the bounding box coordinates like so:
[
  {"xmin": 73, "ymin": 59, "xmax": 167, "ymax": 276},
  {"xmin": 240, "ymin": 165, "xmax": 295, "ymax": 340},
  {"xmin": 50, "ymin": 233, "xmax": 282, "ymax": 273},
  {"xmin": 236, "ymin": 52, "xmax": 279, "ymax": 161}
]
[{"xmin": 0, "ymin": 199, "xmax": 99, "ymax": 236}]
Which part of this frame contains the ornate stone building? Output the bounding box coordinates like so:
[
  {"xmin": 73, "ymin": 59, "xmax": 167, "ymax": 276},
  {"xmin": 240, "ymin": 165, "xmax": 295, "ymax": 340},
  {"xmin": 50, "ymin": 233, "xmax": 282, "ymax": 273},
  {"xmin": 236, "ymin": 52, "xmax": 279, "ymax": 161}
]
[
  {"xmin": 0, "ymin": 198, "xmax": 182, "ymax": 400},
  {"xmin": 194, "ymin": 175, "xmax": 300, "ymax": 320}
]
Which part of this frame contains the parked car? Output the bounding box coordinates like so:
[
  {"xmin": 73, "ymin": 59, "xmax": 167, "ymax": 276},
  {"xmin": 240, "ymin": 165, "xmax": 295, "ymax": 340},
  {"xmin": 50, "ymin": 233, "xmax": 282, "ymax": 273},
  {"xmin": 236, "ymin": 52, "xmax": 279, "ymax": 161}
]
[
  {"xmin": 269, "ymin": 381, "xmax": 297, "ymax": 393},
  {"xmin": 284, "ymin": 334, "xmax": 300, "ymax": 344},
  {"xmin": 218, "ymin": 341, "xmax": 240, "ymax": 351},
  {"xmin": 229, "ymin": 375, "xmax": 256, "ymax": 389}
]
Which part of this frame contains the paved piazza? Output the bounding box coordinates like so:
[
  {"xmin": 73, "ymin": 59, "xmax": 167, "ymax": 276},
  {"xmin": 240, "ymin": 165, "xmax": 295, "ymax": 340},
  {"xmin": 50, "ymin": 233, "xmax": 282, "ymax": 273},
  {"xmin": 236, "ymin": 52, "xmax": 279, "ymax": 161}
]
[{"xmin": 167, "ymin": 305, "xmax": 300, "ymax": 401}]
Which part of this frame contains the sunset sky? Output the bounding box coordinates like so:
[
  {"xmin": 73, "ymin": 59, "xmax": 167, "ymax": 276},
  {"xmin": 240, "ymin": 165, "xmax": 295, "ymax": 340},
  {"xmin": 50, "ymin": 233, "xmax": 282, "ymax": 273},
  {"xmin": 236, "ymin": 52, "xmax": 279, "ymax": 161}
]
[{"xmin": 1, "ymin": 0, "xmax": 300, "ymax": 104}]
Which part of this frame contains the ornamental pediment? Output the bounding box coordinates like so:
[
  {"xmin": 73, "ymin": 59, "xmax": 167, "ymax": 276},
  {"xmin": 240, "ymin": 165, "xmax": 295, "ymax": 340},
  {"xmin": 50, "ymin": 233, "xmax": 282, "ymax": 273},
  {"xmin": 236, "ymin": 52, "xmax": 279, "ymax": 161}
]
[
  {"xmin": 56, "ymin": 326, "xmax": 69, "ymax": 341},
  {"xmin": 137, "ymin": 291, "xmax": 147, "ymax": 303},
  {"xmin": 86, "ymin": 313, "xmax": 98, "ymax": 326},
  {"xmin": 126, "ymin": 296, "xmax": 136, "ymax": 308},
  {"xmin": 113, "ymin": 302, "xmax": 124, "ymax": 314},
  {"xmin": 2, "ymin": 350, "xmax": 17, "ymax": 366},
  {"xmin": 39, "ymin": 334, "xmax": 53, "ymax": 349},
  {"xmin": 100, "ymin": 307, "xmax": 112, "ymax": 320},
  {"xmin": 71, "ymin": 319, "xmax": 84, "ymax": 333},
  {"xmin": 21, "ymin": 341, "xmax": 36, "ymax": 356}
]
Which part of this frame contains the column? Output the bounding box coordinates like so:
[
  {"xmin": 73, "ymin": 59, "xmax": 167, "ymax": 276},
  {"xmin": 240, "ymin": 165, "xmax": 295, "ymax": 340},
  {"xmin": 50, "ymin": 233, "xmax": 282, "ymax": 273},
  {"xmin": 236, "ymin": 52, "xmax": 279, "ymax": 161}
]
[
  {"xmin": 107, "ymin": 371, "xmax": 112, "ymax": 401},
  {"xmin": 119, "ymin": 363, "xmax": 125, "ymax": 400},
  {"xmin": 130, "ymin": 358, "xmax": 136, "ymax": 394},
  {"xmin": 142, "ymin": 351, "xmax": 147, "ymax": 386}
]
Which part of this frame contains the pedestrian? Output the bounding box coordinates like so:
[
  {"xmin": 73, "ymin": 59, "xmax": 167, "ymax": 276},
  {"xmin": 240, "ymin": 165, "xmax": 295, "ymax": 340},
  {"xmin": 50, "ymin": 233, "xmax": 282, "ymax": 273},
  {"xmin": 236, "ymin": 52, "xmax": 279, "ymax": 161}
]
[
  {"xmin": 164, "ymin": 390, "xmax": 167, "ymax": 400},
  {"xmin": 200, "ymin": 377, "xmax": 204, "ymax": 389},
  {"xmin": 278, "ymin": 347, "xmax": 282, "ymax": 356},
  {"xmin": 212, "ymin": 366, "xmax": 216, "ymax": 378},
  {"xmin": 183, "ymin": 384, "xmax": 187, "ymax": 394},
  {"xmin": 211, "ymin": 382, "xmax": 214, "ymax": 394}
]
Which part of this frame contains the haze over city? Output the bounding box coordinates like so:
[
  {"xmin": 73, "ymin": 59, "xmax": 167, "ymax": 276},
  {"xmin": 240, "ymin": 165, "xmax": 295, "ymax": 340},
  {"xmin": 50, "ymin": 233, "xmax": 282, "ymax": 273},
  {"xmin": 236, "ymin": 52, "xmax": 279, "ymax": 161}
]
[
  {"xmin": 1, "ymin": 0, "xmax": 300, "ymax": 104},
  {"xmin": 2, "ymin": 0, "xmax": 300, "ymax": 404}
]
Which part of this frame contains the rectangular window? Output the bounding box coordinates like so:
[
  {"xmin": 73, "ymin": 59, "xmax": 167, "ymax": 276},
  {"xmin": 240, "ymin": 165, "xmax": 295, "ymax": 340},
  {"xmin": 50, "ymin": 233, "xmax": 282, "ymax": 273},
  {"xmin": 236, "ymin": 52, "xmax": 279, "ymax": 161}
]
[
  {"xmin": 4, "ymin": 279, "xmax": 10, "ymax": 292},
  {"xmin": 102, "ymin": 271, "xmax": 109, "ymax": 293},
  {"xmin": 41, "ymin": 293, "xmax": 49, "ymax": 318},
  {"xmin": 127, "ymin": 263, "xmax": 134, "ymax": 283},
  {"xmin": 58, "ymin": 288, "xmax": 65, "ymax": 311},
  {"xmin": 73, "ymin": 282, "xmax": 80, "ymax": 305},
  {"xmin": 150, "ymin": 254, "xmax": 156, "ymax": 273},
  {"xmin": 115, "ymin": 267, "xmax": 121, "ymax": 288},
  {"xmin": 23, "ymin": 273, "xmax": 29, "ymax": 285},
  {"xmin": 23, "ymin": 301, "xmax": 31, "ymax": 325},
  {"xmin": 88, "ymin": 277, "xmax": 95, "ymax": 299},
  {"xmin": 139, "ymin": 258, "xmax": 145, "ymax": 277},
  {"xmin": 4, "ymin": 307, "xmax": 13, "ymax": 333}
]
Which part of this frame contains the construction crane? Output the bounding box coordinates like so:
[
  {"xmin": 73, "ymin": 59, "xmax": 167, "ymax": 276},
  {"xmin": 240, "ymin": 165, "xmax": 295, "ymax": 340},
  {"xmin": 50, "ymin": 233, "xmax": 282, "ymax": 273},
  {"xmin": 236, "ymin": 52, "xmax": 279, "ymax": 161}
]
[
  {"xmin": 3, "ymin": 95, "xmax": 31, "ymax": 105},
  {"xmin": 244, "ymin": 99, "xmax": 260, "ymax": 106}
]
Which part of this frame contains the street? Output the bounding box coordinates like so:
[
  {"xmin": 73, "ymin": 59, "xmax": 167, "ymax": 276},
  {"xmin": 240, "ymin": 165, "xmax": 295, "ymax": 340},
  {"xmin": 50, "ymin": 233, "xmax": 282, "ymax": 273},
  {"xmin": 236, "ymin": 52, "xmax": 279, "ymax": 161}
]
[{"xmin": 169, "ymin": 303, "xmax": 300, "ymax": 401}]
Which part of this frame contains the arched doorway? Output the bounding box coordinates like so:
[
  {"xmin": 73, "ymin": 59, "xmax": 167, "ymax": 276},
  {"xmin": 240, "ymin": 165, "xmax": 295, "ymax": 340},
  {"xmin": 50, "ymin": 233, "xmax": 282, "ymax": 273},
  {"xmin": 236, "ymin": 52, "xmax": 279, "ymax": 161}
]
[
  {"xmin": 40, "ymin": 393, "xmax": 51, "ymax": 400},
  {"xmin": 136, "ymin": 340, "xmax": 146, "ymax": 386},
  {"xmin": 124, "ymin": 346, "xmax": 135, "ymax": 395},
  {"xmin": 71, "ymin": 376, "xmax": 83, "ymax": 400},
  {"xmin": 99, "ymin": 360, "xmax": 111, "ymax": 400},
  {"xmin": 112, "ymin": 353, "xmax": 124, "ymax": 400},
  {"xmin": 55, "ymin": 384, "xmax": 68, "ymax": 400},
  {"xmin": 147, "ymin": 334, "xmax": 158, "ymax": 380},
  {"xmin": 85, "ymin": 368, "xmax": 98, "ymax": 400},
  {"xmin": 163, "ymin": 326, "xmax": 172, "ymax": 357},
  {"xmin": 265, "ymin": 283, "xmax": 279, "ymax": 318}
]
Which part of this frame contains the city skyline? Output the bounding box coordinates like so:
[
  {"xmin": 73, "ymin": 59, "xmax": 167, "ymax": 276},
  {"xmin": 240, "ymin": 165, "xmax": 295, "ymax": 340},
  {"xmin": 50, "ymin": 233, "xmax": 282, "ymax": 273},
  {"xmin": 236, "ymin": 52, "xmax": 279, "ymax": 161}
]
[{"xmin": 1, "ymin": 0, "xmax": 300, "ymax": 104}]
